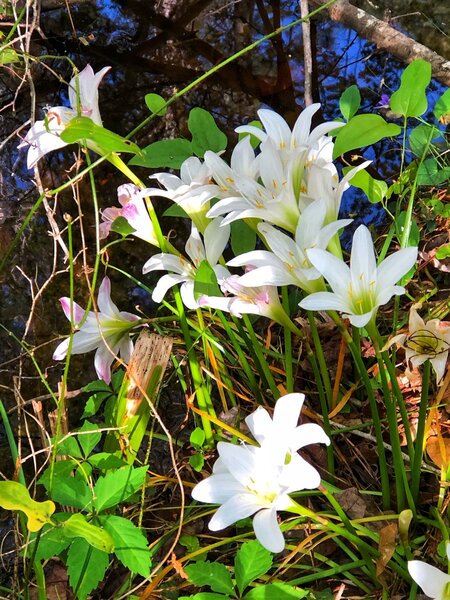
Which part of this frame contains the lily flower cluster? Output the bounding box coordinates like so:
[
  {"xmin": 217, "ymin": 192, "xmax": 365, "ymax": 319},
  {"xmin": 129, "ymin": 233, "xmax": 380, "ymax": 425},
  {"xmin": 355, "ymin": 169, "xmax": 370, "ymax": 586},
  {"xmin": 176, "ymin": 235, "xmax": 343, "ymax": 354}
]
[{"xmin": 191, "ymin": 393, "xmax": 330, "ymax": 553}]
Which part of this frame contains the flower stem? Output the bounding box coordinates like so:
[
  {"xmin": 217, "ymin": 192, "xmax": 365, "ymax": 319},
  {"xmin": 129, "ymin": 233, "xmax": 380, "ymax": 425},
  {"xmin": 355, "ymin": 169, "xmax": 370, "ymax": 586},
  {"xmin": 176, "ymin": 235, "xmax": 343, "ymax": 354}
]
[{"xmin": 411, "ymin": 359, "xmax": 431, "ymax": 505}]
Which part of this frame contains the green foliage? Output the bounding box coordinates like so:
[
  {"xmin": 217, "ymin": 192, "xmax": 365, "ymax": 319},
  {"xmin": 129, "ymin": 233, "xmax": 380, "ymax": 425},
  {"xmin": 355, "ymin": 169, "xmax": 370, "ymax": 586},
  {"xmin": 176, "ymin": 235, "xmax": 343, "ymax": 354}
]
[
  {"xmin": 433, "ymin": 88, "xmax": 450, "ymax": 121},
  {"xmin": 190, "ymin": 427, "xmax": 206, "ymax": 471},
  {"xmin": 231, "ymin": 220, "xmax": 257, "ymax": 255},
  {"xmin": 234, "ymin": 541, "xmax": 272, "ymax": 595},
  {"xmin": 333, "ymin": 114, "xmax": 401, "ymax": 158},
  {"xmin": 417, "ymin": 158, "xmax": 450, "ymax": 186},
  {"xmin": 344, "ymin": 166, "xmax": 387, "ymax": 204},
  {"xmin": 409, "ymin": 124, "xmax": 441, "ymax": 157},
  {"xmin": 129, "ymin": 138, "xmax": 193, "ymax": 169},
  {"xmin": 0, "ymin": 46, "xmax": 20, "ymax": 64},
  {"xmin": 245, "ymin": 583, "xmax": 308, "ymax": 599},
  {"xmin": 395, "ymin": 212, "xmax": 420, "ymax": 247},
  {"xmin": 110, "ymin": 215, "xmax": 137, "ymax": 238},
  {"xmin": 238, "ymin": 120, "xmax": 263, "ymax": 148},
  {"xmin": 61, "ymin": 513, "xmax": 114, "ymax": 552},
  {"xmin": 0, "ymin": 480, "xmax": 55, "ymax": 532},
  {"xmin": 339, "ymin": 85, "xmax": 360, "ymax": 121},
  {"xmin": 67, "ymin": 538, "xmax": 109, "ymax": 600},
  {"xmin": 145, "ymin": 93, "xmax": 168, "ymax": 116},
  {"xmin": 93, "ymin": 465, "xmax": 148, "ymax": 511},
  {"xmin": 60, "ymin": 116, "xmax": 140, "ymax": 154},
  {"xmin": 184, "ymin": 561, "xmax": 235, "ymax": 596},
  {"xmin": 189, "ymin": 107, "xmax": 228, "ymax": 156},
  {"xmin": 390, "ymin": 59, "xmax": 431, "ymax": 118},
  {"xmin": 100, "ymin": 515, "xmax": 151, "ymax": 577},
  {"xmin": 194, "ymin": 260, "xmax": 222, "ymax": 300}
]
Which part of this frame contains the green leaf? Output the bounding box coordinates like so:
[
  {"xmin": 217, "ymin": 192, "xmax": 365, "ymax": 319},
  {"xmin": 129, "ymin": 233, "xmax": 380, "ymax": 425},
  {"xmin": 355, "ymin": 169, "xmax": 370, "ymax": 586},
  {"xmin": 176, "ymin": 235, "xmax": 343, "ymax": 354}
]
[
  {"xmin": 110, "ymin": 215, "xmax": 137, "ymax": 237},
  {"xmin": 28, "ymin": 525, "xmax": 71, "ymax": 561},
  {"xmin": 77, "ymin": 420, "xmax": 102, "ymax": 458},
  {"xmin": 0, "ymin": 481, "xmax": 55, "ymax": 532},
  {"xmin": 188, "ymin": 107, "xmax": 228, "ymax": 157},
  {"xmin": 184, "ymin": 561, "xmax": 235, "ymax": 596},
  {"xmin": 60, "ymin": 116, "xmax": 140, "ymax": 154},
  {"xmin": 189, "ymin": 453, "xmax": 205, "ymax": 472},
  {"xmin": 234, "ymin": 541, "xmax": 273, "ymax": 595},
  {"xmin": 67, "ymin": 537, "xmax": 109, "ymax": 600},
  {"xmin": 88, "ymin": 452, "xmax": 127, "ymax": 471},
  {"xmin": 82, "ymin": 391, "xmax": 112, "ymax": 418},
  {"xmin": 436, "ymin": 243, "xmax": 450, "ymax": 260},
  {"xmin": 82, "ymin": 380, "xmax": 112, "ymax": 394},
  {"xmin": 38, "ymin": 459, "xmax": 77, "ymax": 490},
  {"xmin": 0, "ymin": 47, "xmax": 20, "ymax": 65},
  {"xmin": 190, "ymin": 427, "xmax": 206, "ymax": 449},
  {"xmin": 61, "ymin": 513, "xmax": 114, "ymax": 553},
  {"xmin": 48, "ymin": 475, "xmax": 93, "ymax": 510},
  {"xmin": 343, "ymin": 166, "xmax": 387, "ymax": 204},
  {"xmin": 417, "ymin": 158, "xmax": 450, "ymax": 186},
  {"xmin": 55, "ymin": 433, "xmax": 84, "ymax": 458},
  {"xmin": 390, "ymin": 59, "xmax": 431, "ymax": 118},
  {"xmin": 179, "ymin": 594, "xmax": 229, "ymax": 600},
  {"xmin": 434, "ymin": 88, "xmax": 450, "ymax": 121},
  {"xmin": 231, "ymin": 220, "xmax": 257, "ymax": 255},
  {"xmin": 179, "ymin": 533, "xmax": 201, "ymax": 554},
  {"xmin": 194, "ymin": 260, "xmax": 222, "ymax": 300},
  {"xmin": 238, "ymin": 120, "xmax": 263, "ymax": 149},
  {"xmin": 244, "ymin": 582, "xmax": 308, "ymax": 599},
  {"xmin": 162, "ymin": 204, "xmax": 189, "ymax": 219},
  {"xmin": 333, "ymin": 114, "xmax": 401, "ymax": 158},
  {"xmin": 100, "ymin": 515, "xmax": 151, "ymax": 577},
  {"xmin": 93, "ymin": 465, "xmax": 148, "ymax": 512},
  {"xmin": 145, "ymin": 93, "xmax": 167, "ymax": 116},
  {"xmin": 129, "ymin": 139, "xmax": 193, "ymax": 169},
  {"xmin": 339, "ymin": 85, "xmax": 361, "ymax": 121},
  {"xmin": 409, "ymin": 124, "xmax": 441, "ymax": 157}
]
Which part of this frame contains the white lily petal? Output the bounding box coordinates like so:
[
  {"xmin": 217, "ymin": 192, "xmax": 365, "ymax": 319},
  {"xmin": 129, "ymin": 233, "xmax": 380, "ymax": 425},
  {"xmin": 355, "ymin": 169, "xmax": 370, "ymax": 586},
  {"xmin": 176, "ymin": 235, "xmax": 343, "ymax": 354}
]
[
  {"xmin": 350, "ymin": 225, "xmax": 377, "ymax": 281},
  {"xmin": 293, "ymin": 423, "xmax": 331, "ymax": 449},
  {"xmin": 204, "ymin": 218, "xmax": 230, "ymax": 266},
  {"xmin": 306, "ymin": 249, "xmax": 350, "ymax": 298},
  {"xmin": 376, "ymin": 247, "xmax": 418, "ymax": 289},
  {"xmin": 180, "ymin": 281, "xmax": 199, "ymax": 310},
  {"xmin": 408, "ymin": 560, "xmax": 450, "ymax": 598},
  {"xmin": 253, "ymin": 508, "xmax": 285, "ymax": 553},
  {"xmin": 192, "ymin": 473, "xmax": 246, "ymax": 504},
  {"xmin": 97, "ymin": 277, "xmax": 120, "ymax": 317},
  {"xmin": 299, "ymin": 291, "xmax": 350, "ymax": 313},
  {"xmin": 272, "ymin": 393, "xmax": 304, "ymax": 430},
  {"xmin": 93, "ymin": 343, "xmax": 115, "ymax": 384},
  {"xmin": 208, "ymin": 494, "xmax": 261, "ymax": 531},
  {"xmin": 245, "ymin": 407, "xmax": 273, "ymax": 444},
  {"xmin": 152, "ymin": 274, "xmax": 187, "ymax": 303}
]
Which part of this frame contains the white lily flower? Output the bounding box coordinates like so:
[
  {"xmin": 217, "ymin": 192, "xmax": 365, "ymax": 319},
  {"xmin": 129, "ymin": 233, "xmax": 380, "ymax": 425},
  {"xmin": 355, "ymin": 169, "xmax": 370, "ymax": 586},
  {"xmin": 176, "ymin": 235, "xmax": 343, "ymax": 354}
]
[
  {"xmin": 408, "ymin": 543, "xmax": 450, "ymax": 599},
  {"xmin": 191, "ymin": 393, "xmax": 329, "ymax": 553},
  {"xmin": 19, "ymin": 64, "xmax": 110, "ymax": 169},
  {"xmin": 227, "ymin": 199, "xmax": 352, "ymax": 294},
  {"xmin": 389, "ymin": 306, "xmax": 450, "ymax": 384},
  {"xmin": 53, "ymin": 277, "xmax": 140, "ymax": 384},
  {"xmin": 299, "ymin": 225, "xmax": 418, "ymax": 328},
  {"xmin": 142, "ymin": 218, "xmax": 230, "ymax": 309},
  {"xmin": 100, "ymin": 183, "xmax": 159, "ymax": 246},
  {"xmin": 140, "ymin": 156, "xmax": 215, "ymax": 232}
]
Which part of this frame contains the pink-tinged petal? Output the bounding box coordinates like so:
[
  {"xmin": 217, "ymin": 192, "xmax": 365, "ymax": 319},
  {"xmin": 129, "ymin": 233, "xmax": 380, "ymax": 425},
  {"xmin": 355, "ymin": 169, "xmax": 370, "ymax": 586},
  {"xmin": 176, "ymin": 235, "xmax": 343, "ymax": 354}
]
[
  {"xmin": 376, "ymin": 247, "xmax": 418, "ymax": 290},
  {"xmin": 53, "ymin": 338, "xmax": 70, "ymax": 361},
  {"xmin": 299, "ymin": 291, "xmax": 350, "ymax": 313},
  {"xmin": 69, "ymin": 330, "xmax": 103, "ymax": 354},
  {"xmin": 118, "ymin": 310, "xmax": 140, "ymax": 323},
  {"xmin": 208, "ymin": 493, "xmax": 261, "ymax": 531},
  {"xmin": 93, "ymin": 343, "xmax": 115, "ymax": 384},
  {"xmin": 238, "ymin": 265, "xmax": 295, "ymax": 288},
  {"xmin": 252, "ymin": 508, "xmax": 285, "ymax": 553},
  {"xmin": 245, "ymin": 407, "xmax": 273, "ymax": 444},
  {"xmin": 117, "ymin": 336, "xmax": 134, "ymax": 363},
  {"xmin": 152, "ymin": 274, "xmax": 186, "ymax": 303},
  {"xmin": 293, "ymin": 423, "xmax": 331, "ymax": 450},
  {"xmin": 97, "ymin": 277, "xmax": 120, "ymax": 317},
  {"xmin": 408, "ymin": 560, "xmax": 450, "ymax": 598},
  {"xmin": 192, "ymin": 473, "xmax": 246, "ymax": 504},
  {"xmin": 59, "ymin": 298, "xmax": 85, "ymax": 324}
]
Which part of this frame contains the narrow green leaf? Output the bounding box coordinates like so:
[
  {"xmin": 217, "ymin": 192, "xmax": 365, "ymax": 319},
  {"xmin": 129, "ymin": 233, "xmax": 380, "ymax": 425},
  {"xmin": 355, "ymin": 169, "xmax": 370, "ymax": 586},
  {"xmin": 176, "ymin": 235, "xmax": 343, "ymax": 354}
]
[
  {"xmin": 0, "ymin": 481, "xmax": 55, "ymax": 532},
  {"xmin": 188, "ymin": 107, "xmax": 228, "ymax": 156},
  {"xmin": 339, "ymin": 85, "xmax": 361, "ymax": 121},
  {"xmin": 434, "ymin": 88, "xmax": 450, "ymax": 121},
  {"xmin": 145, "ymin": 93, "xmax": 167, "ymax": 116},
  {"xmin": 60, "ymin": 116, "xmax": 140, "ymax": 154},
  {"xmin": 390, "ymin": 59, "xmax": 431, "ymax": 118},
  {"xmin": 244, "ymin": 582, "xmax": 308, "ymax": 599},
  {"xmin": 100, "ymin": 515, "xmax": 151, "ymax": 577},
  {"xmin": 333, "ymin": 114, "xmax": 401, "ymax": 158},
  {"xmin": 343, "ymin": 166, "xmax": 387, "ymax": 204},
  {"xmin": 67, "ymin": 538, "xmax": 109, "ymax": 600},
  {"xmin": 231, "ymin": 220, "xmax": 256, "ymax": 255},
  {"xmin": 93, "ymin": 465, "xmax": 148, "ymax": 511},
  {"xmin": 129, "ymin": 138, "xmax": 193, "ymax": 169},
  {"xmin": 77, "ymin": 420, "xmax": 102, "ymax": 458},
  {"xmin": 194, "ymin": 260, "xmax": 222, "ymax": 300},
  {"xmin": 184, "ymin": 561, "xmax": 235, "ymax": 596},
  {"xmin": 61, "ymin": 513, "xmax": 114, "ymax": 553},
  {"xmin": 234, "ymin": 541, "xmax": 273, "ymax": 595}
]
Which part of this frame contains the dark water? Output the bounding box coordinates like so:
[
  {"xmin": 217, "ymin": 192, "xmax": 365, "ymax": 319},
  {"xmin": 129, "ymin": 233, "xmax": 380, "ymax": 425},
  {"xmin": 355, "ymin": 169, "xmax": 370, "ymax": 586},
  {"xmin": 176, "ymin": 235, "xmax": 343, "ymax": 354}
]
[{"xmin": 0, "ymin": 0, "xmax": 448, "ymax": 472}]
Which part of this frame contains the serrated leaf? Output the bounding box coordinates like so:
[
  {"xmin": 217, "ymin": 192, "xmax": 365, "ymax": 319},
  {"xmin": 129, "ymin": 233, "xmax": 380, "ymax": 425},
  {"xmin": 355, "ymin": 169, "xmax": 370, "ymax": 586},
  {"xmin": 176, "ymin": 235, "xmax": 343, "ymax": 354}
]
[
  {"xmin": 434, "ymin": 88, "xmax": 450, "ymax": 122},
  {"xmin": 61, "ymin": 513, "xmax": 114, "ymax": 553},
  {"xmin": 82, "ymin": 391, "xmax": 111, "ymax": 418},
  {"xmin": 67, "ymin": 537, "xmax": 109, "ymax": 600},
  {"xmin": 82, "ymin": 380, "xmax": 112, "ymax": 394},
  {"xmin": 55, "ymin": 433, "xmax": 84, "ymax": 458},
  {"xmin": 235, "ymin": 541, "xmax": 273, "ymax": 595},
  {"xmin": 93, "ymin": 465, "xmax": 148, "ymax": 512},
  {"xmin": 145, "ymin": 93, "xmax": 167, "ymax": 116},
  {"xmin": 184, "ymin": 561, "xmax": 235, "ymax": 596},
  {"xmin": 390, "ymin": 59, "xmax": 431, "ymax": 118},
  {"xmin": 231, "ymin": 220, "xmax": 256, "ymax": 255},
  {"xmin": 333, "ymin": 114, "xmax": 401, "ymax": 158},
  {"xmin": 38, "ymin": 459, "xmax": 77, "ymax": 490},
  {"xmin": 110, "ymin": 215, "xmax": 137, "ymax": 237},
  {"xmin": 60, "ymin": 116, "xmax": 140, "ymax": 154},
  {"xmin": 49, "ymin": 475, "xmax": 93, "ymax": 510},
  {"xmin": 344, "ymin": 166, "xmax": 387, "ymax": 204},
  {"xmin": 188, "ymin": 107, "xmax": 228, "ymax": 157},
  {"xmin": 339, "ymin": 85, "xmax": 361, "ymax": 121},
  {"xmin": 0, "ymin": 481, "xmax": 55, "ymax": 532},
  {"xmin": 99, "ymin": 515, "xmax": 151, "ymax": 577},
  {"xmin": 179, "ymin": 533, "xmax": 201, "ymax": 554},
  {"xmin": 244, "ymin": 582, "xmax": 308, "ymax": 599},
  {"xmin": 194, "ymin": 260, "xmax": 222, "ymax": 300},
  {"xmin": 88, "ymin": 452, "xmax": 127, "ymax": 470},
  {"xmin": 77, "ymin": 420, "xmax": 102, "ymax": 458},
  {"xmin": 129, "ymin": 139, "xmax": 193, "ymax": 169}
]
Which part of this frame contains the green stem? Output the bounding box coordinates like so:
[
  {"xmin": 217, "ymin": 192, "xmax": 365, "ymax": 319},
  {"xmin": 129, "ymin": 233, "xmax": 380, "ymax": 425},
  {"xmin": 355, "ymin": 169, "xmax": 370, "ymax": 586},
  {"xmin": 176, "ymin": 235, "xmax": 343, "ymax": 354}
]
[
  {"xmin": 281, "ymin": 287, "xmax": 294, "ymax": 393},
  {"xmin": 307, "ymin": 311, "xmax": 333, "ymax": 408},
  {"xmin": 242, "ymin": 315, "xmax": 280, "ymax": 399},
  {"xmin": 411, "ymin": 360, "xmax": 431, "ymax": 505}
]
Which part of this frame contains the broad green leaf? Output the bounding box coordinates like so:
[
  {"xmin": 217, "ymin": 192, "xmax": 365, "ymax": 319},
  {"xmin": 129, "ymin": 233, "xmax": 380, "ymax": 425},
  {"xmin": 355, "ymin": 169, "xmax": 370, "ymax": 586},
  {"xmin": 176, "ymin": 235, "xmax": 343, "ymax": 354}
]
[
  {"xmin": 190, "ymin": 427, "xmax": 206, "ymax": 449},
  {"xmin": 82, "ymin": 391, "xmax": 111, "ymax": 418},
  {"xmin": 244, "ymin": 582, "xmax": 308, "ymax": 599},
  {"xmin": 38, "ymin": 459, "xmax": 77, "ymax": 490},
  {"xmin": 417, "ymin": 158, "xmax": 450, "ymax": 186},
  {"xmin": 61, "ymin": 513, "xmax": 114, "ymax": 553},
  {"xmin": 189, "ymin": 107, "xmax": 228, "ymax": 156},
  {"xmin": 129, "ymin": 138, "xmax": 193, "ymax": 169},
  {"xmin": 343, "ymin": 166, "xmax": 387, "ymax": 204},
  {"xmin": 28, "ymin": 525, "xmax": 71, "ymax": 561},
  {"xmin": 409, "ymin": 124, "xmax": 441, "ymax": 157},
  {"xmin": 184, "ymin": 561, "xmax": 235, "ymax": 596},
  {"xmin": 48, "ymin": 475, "xmax": 93, "ymax": 510},
  {"xmin": 235, "ymin": 541, "xmax": 273, "ymax": 595},
  {"xmin": 145, "ymin": 93, "xmax": 167, "ymax": 116},
  {"xmin": 88, "ymin": 452, "xmax": 127, "ymax": 471},
  {"xmin": 179, "ymin": 594, "xmax": 229, "ymax": 600},
  {"xmin": 110, "ymin": 216, "xmax": 137, "ymax": 237},
  {"xmin": 333, "ymin": 114, "xmax": 401, "ymax": 158},
  {"xmin": 82, "ymin": 380, "xmax": 112, "ymax": 393},
  {"xmin": 238, "ymin": 120, "xmax": 263, "ymax": 149},
  {"xmin": 100, "ymin": 515, "xmax": 151, "ymax": 577},
  {"xmin": 434, "ymin": 88, "xmax": 450, "ymax": 122},
  {"xmin": 189, "ymin": 453, "xmax": 205, "ymax": 472},
  {"xmin": 93, "ymin": 465, "xmax": 148, "ymax": 511},
  {"xmin": 231, "ymin": 220, "xmax": 257, "ymax": 255},
  {"xmin": 0, "ymin": 47, "xmax": 20, "ymax": 65},
  {"xmin": 339, "ymin": 85, "xmax": 361, "ymax": 121},
  {"xmin": 54, "ymin": 433, "xmax": 84, "ymax": 458},
  {"xmin": 60, "ymin": 116, "xmax": 140, "ymax": 154},
  {"xmin": 390, "ymin": 59, "xmax": 431, "ymax": 118},
  {"xmin": 77, "ymin": 420, "xmax": 102, "ymax": 458},
  {"xmin": 436, "ymin": 243, "xmax": 450, "ymax": 260},
  {"xmin": 194, "ymin": 260, "xmax": 222, "ymax": 300},
  {"xmin": 162, "ymin": 204, "xmax": 189, "ymax": 219},
  {"xmin": 0, "ymin": 481, "xmax": 55, "ymax": 532},
  {"xmin": 67, "ymin": 537, "xmax": 109, "ymax": 600}
]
